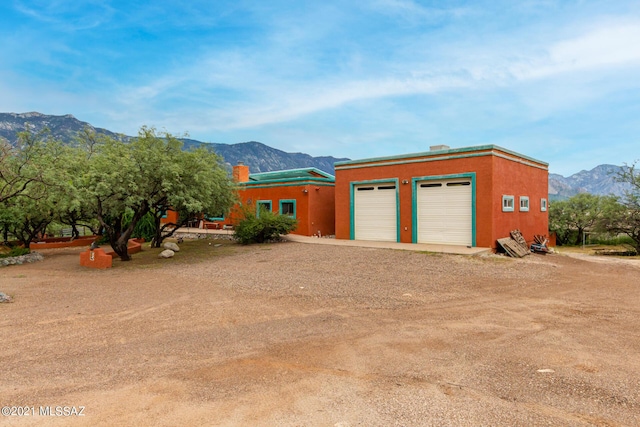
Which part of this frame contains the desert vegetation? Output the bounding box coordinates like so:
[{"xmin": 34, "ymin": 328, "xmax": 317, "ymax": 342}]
[
  {"xmin": 0, "ymin": 126, "xmax": 236, "ymax": 260},
  {"xmin": 549, "ymin": 162, "xmax": 640, "ymax": 253}
]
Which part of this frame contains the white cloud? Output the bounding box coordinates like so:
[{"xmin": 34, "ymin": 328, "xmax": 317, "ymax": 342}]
[
  {"xmin": 106, "ymin": 18, "xmax": 640, "ymax": 135},
  {"xmin": 188, "ymin": 22, "xmax": 640, "ymax": 130},
  {"xmin": 14, "ymin": 0, "xmax": 115, "ymax": 31},
  {"xmin": 511, "ymin": 22, "xmax": 640, "ymax": 80}
]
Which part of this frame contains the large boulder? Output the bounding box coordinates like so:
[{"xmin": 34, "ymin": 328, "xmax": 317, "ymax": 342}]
[
  {"xmin": 158, "ymin": 249, "xmax": 175, "ymax": 259},
  {"xmin": 163, "ymin": 242, "xmax": 180, "ymax": 252}
]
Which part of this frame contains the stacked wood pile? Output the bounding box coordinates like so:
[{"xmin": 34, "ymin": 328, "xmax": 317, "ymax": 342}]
[
  {"xmin": 497, "ymin": 231, "xmax": 550, "ymax": 257},
  {"xmin": 511, "ymin": 230, "xmax": 527, "ymax": 248},
  {"xmin": 498, "ymin": 230, "xmax": 549, "ymax": 258},
  {"xmin": 497, "ymin": 230, "xmax": 530, "ymax": 258},
  {"xmin": 531, "ymin": 235, "xmax": 550, "ymax": 254}
]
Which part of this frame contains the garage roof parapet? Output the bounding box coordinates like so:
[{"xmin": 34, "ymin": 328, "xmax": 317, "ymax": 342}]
[{"xmin": 334, "ymin": 144, "xmax": 548, "ymax": 170}]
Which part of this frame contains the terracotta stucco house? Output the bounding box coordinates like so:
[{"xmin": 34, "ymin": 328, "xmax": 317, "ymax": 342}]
[
  {"xmin": 225, "ymin": 164, "xmax": 336, "ymax": 237},
  {"xmin": 334, "ymin": 145, "xmax": 548, "ymax": 249}
]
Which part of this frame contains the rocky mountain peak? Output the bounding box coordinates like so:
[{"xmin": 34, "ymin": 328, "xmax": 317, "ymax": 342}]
[
  {"xmin": 0, "ymin": 112, "xmax": 348, "ymax": 174},
  {"xmin": 0, "ymin": 111, "xmax": 633, "ymax": 192}
]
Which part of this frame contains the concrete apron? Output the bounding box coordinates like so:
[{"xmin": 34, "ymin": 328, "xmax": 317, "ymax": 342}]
[
  {"xmin": 283, "ymin": 234, "xmax": 491, "ymax": 255},
  {"xmin": 175, "ymin": 227, "xmax": 491, "ymax": 255}
]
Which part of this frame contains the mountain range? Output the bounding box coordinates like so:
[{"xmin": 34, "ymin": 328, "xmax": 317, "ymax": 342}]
[
  {"xmin": 0, "ymin": 112, "xmax": 348, "ymax": 175},
  {"xmin": 0, "ymin": 112, "xmax": 631, "ymax": 198},
  {"xmin": 549, "ymin": 165, "xmax": 631, "ymax": 200}
]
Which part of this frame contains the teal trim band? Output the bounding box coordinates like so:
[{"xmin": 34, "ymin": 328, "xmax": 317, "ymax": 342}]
[
  {"xmin": 249, "ymin": 167, "xmax": 335, "ymax": 181},
  {"xmin": 411, "ymin": 173, "xmax": 476, "ymax": 247},
  {"xmin": 336, "ymin": 152, "xmax": 487, "ymax": 170},
  {"xmin": 336, "ymin": 151, "xmax": 548, "ymax": 172},
  {"xmin": 246, "ymin": 176, "xmax": 335, "ymax": 185},
  {"xmin": 206, "ymin": 215, "xmax": 225, "ymax": 221},
  {"xmin": 349, "ymin": 178, "xmax": 400, "ymax": 242},
  {"xmin": 239, "ymin": 182, "xmax": 335, "ymax": 189},
  {"xmin": 350, "ymin": 183, "xmax": 354, "ymax": 240},
  {"xmin": 335, "ymin": 144, "xmax": 547, "ymax": 168},
  {"xmin": 279, "ymin": 199, "xmax": 297, "ymax": 218}
]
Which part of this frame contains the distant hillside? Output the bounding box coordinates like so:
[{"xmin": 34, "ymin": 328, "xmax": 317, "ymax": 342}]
[
  {"xmin": 549, "ymin": 164, "xmax": 631, "ymax": 200},
  {"xmin": 0, "ymin": 112, "xmax": 348, "ymax": 175},
  {"xmin": 1, "ymin": 112, "xmax": 633, "ymax": 194},
  {"xmin": 0, "ymin": 112, "xmax": 127, "ymax": 144},
  {"xmin": 181, "ymin": 139, "xmax": 346, "ymax": 174}
]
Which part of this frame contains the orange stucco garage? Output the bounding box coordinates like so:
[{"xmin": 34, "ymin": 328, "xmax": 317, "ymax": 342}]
[{"xmin": 334, "ymin": 145, "xmax": 549, "ymax": 249}]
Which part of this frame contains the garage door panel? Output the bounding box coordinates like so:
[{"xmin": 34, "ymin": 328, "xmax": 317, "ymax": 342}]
[
  {"xmin": 354, "ymin": 184, "xmax": 397, "ymax": 242},
  {"xmin": 417, "ymin": 179, "xmax": 472, "ymax": 246}
]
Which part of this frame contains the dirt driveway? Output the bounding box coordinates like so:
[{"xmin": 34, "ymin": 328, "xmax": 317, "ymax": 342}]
[{"xmin": 1, "ymin": 241, "xmax": 639, "ymax": 426}]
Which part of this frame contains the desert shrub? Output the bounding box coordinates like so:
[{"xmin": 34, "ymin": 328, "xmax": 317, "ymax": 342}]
[
  {"xmin": 122, "ymin": 211, "xmax": 156, "ymax": 242},
  {"xmin": 0, "ymin": 246, "xmax": 30, "ymax": 258},
  {"xmin": 589, "ymin": 234, "xmax": 635, "ymax": 246},
  {"xmin": 234, "ymin": 207, "xmax": 297, "ymax": 245}
]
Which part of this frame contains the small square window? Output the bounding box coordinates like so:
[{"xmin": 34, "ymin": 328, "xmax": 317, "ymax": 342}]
[
  {"xmin": 256, "ymin": 200, "xmax": 272, "ymax": 216},
  {"xmin": 541, "ymin": 198, "xmax": 547, "ymax": 212},
  {"xmin": 520, "ymin": 196, "xmax": 530, "ymax": 212},
  {"xmin": 279, "ymin": 200, "xmax": 296, "ymax": 217},
  {"xmin": 206, "ymin": 212, "xmax": 225, "ymax": 221},
  {"xmin": 502, "ymin": 195, "xmax": 515, "ymax": 212}
]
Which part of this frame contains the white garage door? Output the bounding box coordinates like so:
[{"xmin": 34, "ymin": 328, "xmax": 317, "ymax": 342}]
[
  {"xmin": 416, "ymin": 179, "xmax": 472, "ymax": 245},
  {"xmin": 354, "ymin": 183, "xmax": 397, "ymax": 241}
]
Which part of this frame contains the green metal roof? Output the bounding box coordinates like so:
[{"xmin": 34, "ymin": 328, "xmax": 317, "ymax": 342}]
[
  {"xmin": 249, "ymin": 167, "xmax": 334, "ymax": 181},
  {"xmin": 244, "ymin": 167, "xmax": 335, "ymax": 185}
]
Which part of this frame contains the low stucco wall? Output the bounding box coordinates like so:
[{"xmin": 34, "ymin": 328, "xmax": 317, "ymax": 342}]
[{"xmin": 31, "ymin": 236, "xmax": 98, "ymax": 249}]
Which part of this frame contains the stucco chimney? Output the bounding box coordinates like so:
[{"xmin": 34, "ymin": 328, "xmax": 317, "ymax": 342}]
[{"xmin": 233, "ymin": 162, "xmax": 250, "ymax": 183}]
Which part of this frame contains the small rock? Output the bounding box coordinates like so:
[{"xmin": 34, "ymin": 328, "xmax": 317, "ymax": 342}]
[
  {"xmin": 158, "ymin": 249, "xmax": 175, "ymax": 259},
  {"xmin": 163, "ymin": 242, "xmax": 180, "ymax": 252},
  {"xmin": 537, "ymin": 368, "xmax": 555, "ymax": 373},
  {"xmin": 164, "ymin": 237, "xmax": 178, "ymax": 244},
  {"xmin": 0, "ymin": 292, "xmax": 13, "ymax": 303}
]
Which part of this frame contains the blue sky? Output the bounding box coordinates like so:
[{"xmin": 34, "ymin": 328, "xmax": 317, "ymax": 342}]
[{"xmin": 1, "ymin": 0, "xmax": 639, "ymax": 176}]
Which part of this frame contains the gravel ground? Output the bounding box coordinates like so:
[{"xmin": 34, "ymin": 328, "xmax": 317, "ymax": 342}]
[{"xmin": 0, "ymin": 241, "xmax": 639, "ymax": 426}]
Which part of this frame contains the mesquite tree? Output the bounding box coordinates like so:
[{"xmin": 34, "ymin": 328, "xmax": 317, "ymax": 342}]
[
  {"xmin": 549, "ymin": 193, "xmax": 617, "ymax": 245},
  {"xmin": 601, "ymin": 162, "xmax": 640, "ymax": 252},
  {"xmin": 79, "ymin": 127, "xmax": 235, "ymax": 260},
  {"xmin": 0, "ymin": 129, "xmax": 50, "ymax": 204},
  {"xmin": 149, "ymin": 145, "xmax": 236, "ymax": 247},
  {"xmin": 1, "ymin": 130, "xmax": 69, "ymax": 246}
]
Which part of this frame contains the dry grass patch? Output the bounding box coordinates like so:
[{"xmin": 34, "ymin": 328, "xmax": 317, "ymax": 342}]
[
  {"xmin": 115, "ymin": 238, "xmax": 241, "ymax": 270},
  {"xmin": 555, "ymin": 245, "xmax": 639, "ymax": 259}
]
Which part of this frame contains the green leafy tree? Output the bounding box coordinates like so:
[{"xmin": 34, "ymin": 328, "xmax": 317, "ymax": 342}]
[
  {"xmin": 0, "ymin": 129, "xmax": 51, "ymax": 204},
  {"xmin": 148, "ymin": 145, "xmax": 236, "ymax": 247},
  {"xmin": 47, "ymin": 140, "xmax": 100, "ymax": 238},
  {"xmin": 79, "ymin": 128, "xmax": 166, "ymax": 260},
  {"xmin": 2, "ymin": 189, "xmax": 54, "ymax": 248},
  {"xmin": 600, "ymin": 162, "xmax": 640, "ymax": 252},
  {"xmin": 0, "ymin": 130, "xmax": 70, "ymax": 246},
  {"xmin": 79, "ymin": 127, "xmax": 235, "ymax": 260},
  {"xmin": 549, "ymin": 193, "xmax": 617, "ymax": 245}
]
